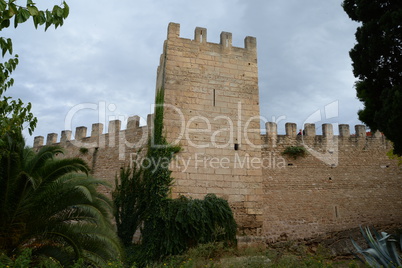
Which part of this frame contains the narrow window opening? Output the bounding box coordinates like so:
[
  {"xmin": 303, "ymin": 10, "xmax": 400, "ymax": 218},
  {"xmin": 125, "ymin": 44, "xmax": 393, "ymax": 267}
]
[
  {"xmin": 234, "ymin": 143, "xmax": 239, "ymax": 150},
  {"xmin": 335, "ymin": 206, "xmax": 339, "ymax": 218},
  {"xmin": 213, "ymin": 89, "xmax": 216, "ymax": 106},
  {"xmin": 200, "ymin": 30, "xmax": 203, "ymax": 43}
]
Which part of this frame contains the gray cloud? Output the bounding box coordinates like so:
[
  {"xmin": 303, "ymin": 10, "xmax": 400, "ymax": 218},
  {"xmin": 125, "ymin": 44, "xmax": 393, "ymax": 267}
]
[{"xmin": 4, "ymin": 0, "xmax": 363, "ymax": 145}]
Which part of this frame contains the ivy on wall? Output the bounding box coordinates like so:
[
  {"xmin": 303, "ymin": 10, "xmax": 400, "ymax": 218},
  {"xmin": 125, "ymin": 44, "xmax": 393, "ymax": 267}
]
[
  {"xmin": 143, "ymin": 87, "xmax": 180, "ymax": 210},
  {"xmin": 113, "ymin": 88, "xmax": 237, "ymax": 266}
]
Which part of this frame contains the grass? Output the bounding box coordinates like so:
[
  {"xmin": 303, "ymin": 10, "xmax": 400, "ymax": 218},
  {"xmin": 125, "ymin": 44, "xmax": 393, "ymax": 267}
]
[
  {"xmin": 142, "ymin": 241, "xmax": 365, "ymax": 268},
  {"xmin": 0, "ymin": 241, "xmax": 365, "ymax": 267}
]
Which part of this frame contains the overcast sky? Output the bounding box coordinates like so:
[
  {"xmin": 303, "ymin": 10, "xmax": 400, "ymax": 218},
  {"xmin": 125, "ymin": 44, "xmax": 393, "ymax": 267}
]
[{"xmin": 5, "ymin": 0, "xmax": 363, "ymax": 146}]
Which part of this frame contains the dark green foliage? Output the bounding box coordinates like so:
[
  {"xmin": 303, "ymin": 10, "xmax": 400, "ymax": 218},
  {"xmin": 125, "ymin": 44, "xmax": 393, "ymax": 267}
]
[
  {"xmin": 113, "ymin": 165, "xmax": 146, "ymax": 246},
  {"xmin": 145, "ymin": 87, "xmax": 180, "ymax": 209},
  {"xmin": 282, "ymin": 146, "xmax": 307, "ymax": 159},
  {"xmin": 140, "ymin": 195, "xmax": 237, "ymax": 264},
  {"xmin": 79, "ymin": 147, "xmax": 88, "ymax": 154},
  {"xmin": 0, "ymin": 66, "xmax": 37, "ymax": 137},
  {"xmin": 0, "ymin": 134, "xmax": 123, "ymax": 267},
  {"xmin": 0, "ymin": 35, "xmax": 34, "ymax": 138},
  {"xmin": 139, "ymin": 87, "xmax": 182, "ymax": 264},
  {"xmin": 152, "ymin": 88, "xmax": 168, "ymax": 147},
  {"xmin": 342, "ymin": 0, "xmax": 402, "ymax": 155},
  {"xmin": 128, "ymin": 88, "xmax": 237, "ymax": 266},
  {"xmin": 143, "ymin": 87, "xmax": 181, "ymax": 211},
  {"xmin": 0, "ymin": 248, "xmax": 33, "ymax": 267}
]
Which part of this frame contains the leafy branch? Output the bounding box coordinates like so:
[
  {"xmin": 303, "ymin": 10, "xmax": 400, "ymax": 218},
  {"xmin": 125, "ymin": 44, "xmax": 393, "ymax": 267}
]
[
  {"xmin": 0, "ymin": 0, "xmax": 69, "ymax": 31},
  {"xmin": 0, "ymin": 0, "xmax": 70, "ymax": 137}
]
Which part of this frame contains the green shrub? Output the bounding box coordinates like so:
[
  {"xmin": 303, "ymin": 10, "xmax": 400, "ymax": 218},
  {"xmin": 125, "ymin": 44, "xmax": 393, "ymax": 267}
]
[
  {"xmin": 282, "ymin": 146, "xmax": 307, "ymax": 159},
  {"xmin": 140, "ymin": 194, "xmax": 237, "ymax": 264},
  {"xmin": 113, "ymin": 164, "xmax": 146, "ymax": 246},
  {"xmin": 79, "ymin": 147, "xmax": 88, "ymax": 154}
]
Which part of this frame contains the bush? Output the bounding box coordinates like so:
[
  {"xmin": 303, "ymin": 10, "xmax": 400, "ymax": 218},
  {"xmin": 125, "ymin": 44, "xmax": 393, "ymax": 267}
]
[
  {"xmin": 113, "ymin": 165, "xmax": 146, "ymax": 246},
  {"xmin": 282, "ymin": 146, "xmax": 307, "ymax": 159},
  {"xmin": 139, "ymin": 194, "xmax": 237, "ymax": 265},
  {"xmin": 79, "ymin": 147, "xmax": 88, "ymax": 154}
]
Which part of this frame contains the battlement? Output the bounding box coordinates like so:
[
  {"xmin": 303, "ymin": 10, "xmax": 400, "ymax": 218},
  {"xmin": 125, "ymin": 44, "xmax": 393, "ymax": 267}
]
[
  {"xmin": 265, "ymin": 122, "xmax": 384, "ymax": 138},
  {"xmin": 33, "ymin": 114, "xmax": 153, "ymax": 148},
  {"xmin": 263, "ymin": 122, "xmax": 388, "ymax": 151},
  {"xmin": 166, "ymin": 22, "xmax": 257, "ymax": 52}
]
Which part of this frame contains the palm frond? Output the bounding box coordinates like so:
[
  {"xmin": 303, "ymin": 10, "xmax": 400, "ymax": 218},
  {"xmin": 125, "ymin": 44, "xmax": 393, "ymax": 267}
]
[
  {"xmin": 0, "ymin": 139, "xmax": 123, "ymax": 264},
  {"xmin": 23, "ymin": 146, "xmax": 64, "ymax": 177},
  {"xmin": 39, "ymin": 157, "xmax": 89, "ymax": 183}
]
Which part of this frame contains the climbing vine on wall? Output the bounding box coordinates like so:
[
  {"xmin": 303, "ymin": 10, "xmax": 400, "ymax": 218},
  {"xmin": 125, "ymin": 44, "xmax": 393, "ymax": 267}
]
[
  {"xmin": 139, "ymin": 87, "xmax": 181, "ymax": 264},
  {"xmin": 112, "ymin": 88, "xmax": 237, "ymax": 266},
  {"xmin": 142, "ymin": 87, "xmax": 181, "ymax": 213},
  {"xmin": 133, "ymin": 88, "xmax": 237, "ymax": 266}
]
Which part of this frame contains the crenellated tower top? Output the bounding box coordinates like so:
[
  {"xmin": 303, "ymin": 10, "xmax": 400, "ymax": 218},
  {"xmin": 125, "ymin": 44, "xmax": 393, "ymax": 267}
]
[{"xmin": 166, "ymin": 22, "xmax": 257, "ymax": 52}]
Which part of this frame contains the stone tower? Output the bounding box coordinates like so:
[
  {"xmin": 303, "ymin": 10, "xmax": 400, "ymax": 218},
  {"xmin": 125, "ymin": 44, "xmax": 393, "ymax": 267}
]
[{"xmin": 155, "ymin": 23, "xmax": 263, "ymax": 234}]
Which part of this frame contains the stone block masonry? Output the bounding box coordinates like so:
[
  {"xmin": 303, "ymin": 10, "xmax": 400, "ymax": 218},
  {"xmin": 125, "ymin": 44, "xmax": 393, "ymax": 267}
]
[
  {"xmin": 262, "ymin": 122, "xmax": 401, "ymax": 242},
  {"xmin": 34, "ymin": 22, "xmax": 402, "ymax": 243},
  {"xmin": 34, "ymin": 115, "xmax": 152, "ymax": 195},
  {"xmin": 156, "ymin": 23, "xmax": 263, "ymax": 234}
]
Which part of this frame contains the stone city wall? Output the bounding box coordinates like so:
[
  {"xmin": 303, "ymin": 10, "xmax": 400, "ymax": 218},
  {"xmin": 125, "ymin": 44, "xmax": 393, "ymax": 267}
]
[
  {"xmin": 33, "ymin": 23, "xmax": 402, "ymax": 244},
  {"xmin": 34, "ymin": 115, "xmax": 152, "ymax": 195},
  {"xmin": 262, "ymin": 122, "xmax": 402, "ymax": 242}
]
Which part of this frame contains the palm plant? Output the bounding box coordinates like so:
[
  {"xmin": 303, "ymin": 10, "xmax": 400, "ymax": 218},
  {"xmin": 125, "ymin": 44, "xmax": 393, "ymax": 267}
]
[{"xmin": 0, "ymin": 133, "xmax": 123, "ymax": 267}]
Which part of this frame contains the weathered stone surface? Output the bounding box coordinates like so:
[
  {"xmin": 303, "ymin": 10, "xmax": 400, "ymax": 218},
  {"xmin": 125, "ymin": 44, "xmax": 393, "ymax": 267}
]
[{"xmin": 157, "ymin": 22, "xmax": 263, "ymax": 232}]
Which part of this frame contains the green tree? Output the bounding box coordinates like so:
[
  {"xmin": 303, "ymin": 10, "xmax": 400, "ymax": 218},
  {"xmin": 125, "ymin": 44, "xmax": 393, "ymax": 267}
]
[
  {"xmin": 145, "ymin": 194, "xmax": 237, "ymax": 259},
  {"xmin": 342, "ymin": 1, "xmax": 402, "ymax": 155},
  {"xmin": 0, "ymin": 136, "xmax": 123, "ymax": 266},
  {"xmin": 113, "ymin": 164, "xmax": 146, "ymax": 247},
  {"xmin": 0, "ymin": 0, "xmax": 69, "ymax": 138}
]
